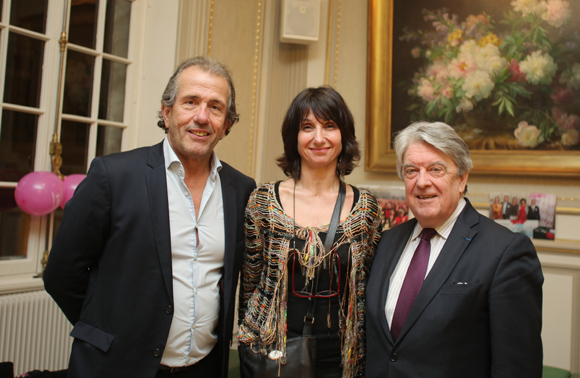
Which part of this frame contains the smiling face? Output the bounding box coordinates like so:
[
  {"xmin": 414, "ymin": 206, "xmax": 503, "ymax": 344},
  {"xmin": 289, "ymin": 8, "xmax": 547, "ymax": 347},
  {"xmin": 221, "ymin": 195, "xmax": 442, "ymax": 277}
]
[
  {"xmin": 402, "ymin": 142, "xmax": 468, "ymax": 229},
  {"xmin": 162, "ymin": 66, "xmax": 231, "ymax": 166},
  {"xmin": 297, "ymin": 109, "xmax": 342, "ymax": 171}
]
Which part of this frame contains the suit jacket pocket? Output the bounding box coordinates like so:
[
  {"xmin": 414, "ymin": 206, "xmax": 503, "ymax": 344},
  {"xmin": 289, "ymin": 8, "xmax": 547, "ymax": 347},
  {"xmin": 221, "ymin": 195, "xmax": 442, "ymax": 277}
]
[
  {"xmin": 440, "ymin": 283, "xmax": 481, "ymax": 296},
  {"xmin": 70, "ymin": 320, "xmax": 116, "ymax": 352}
]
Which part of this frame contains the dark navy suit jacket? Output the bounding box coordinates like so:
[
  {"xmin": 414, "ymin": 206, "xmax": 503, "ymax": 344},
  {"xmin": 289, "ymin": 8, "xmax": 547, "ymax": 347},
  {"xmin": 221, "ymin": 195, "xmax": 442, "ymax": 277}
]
[
  {"xmin": 366, "ymin": 199, "xmax": 543, "ymax": 378},
  {"xmin": 44, "ymin": 141, "xmax": 255, "ymax": 378}
]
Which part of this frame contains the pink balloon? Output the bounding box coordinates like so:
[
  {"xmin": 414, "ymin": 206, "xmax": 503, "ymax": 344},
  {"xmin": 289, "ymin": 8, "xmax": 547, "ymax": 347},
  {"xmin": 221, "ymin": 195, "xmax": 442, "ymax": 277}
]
[
  {"xmin": 60, "ymin": 174, "xmax": 86, "ymax": 209},
  {"xmin": 14, "ymin": 172, "xmax": 64, "ymax": 216}
]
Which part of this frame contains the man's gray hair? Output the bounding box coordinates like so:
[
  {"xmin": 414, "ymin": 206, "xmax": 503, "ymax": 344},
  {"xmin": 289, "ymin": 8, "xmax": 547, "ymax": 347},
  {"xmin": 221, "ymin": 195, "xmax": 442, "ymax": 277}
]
[
  {"xmin": 394, "ymin": 121, "xmax": 473, "ymax": 180},
  {"xmin": 157, "ymin": 56, "xmax": 239, "ymax": 135}
]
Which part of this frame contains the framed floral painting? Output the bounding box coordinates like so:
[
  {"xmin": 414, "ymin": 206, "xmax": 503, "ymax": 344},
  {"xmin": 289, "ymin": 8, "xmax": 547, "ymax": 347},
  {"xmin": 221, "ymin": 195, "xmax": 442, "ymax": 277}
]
[{"xmin": 366, "ymin": 0, "xmax": 580, "ymax": 176}]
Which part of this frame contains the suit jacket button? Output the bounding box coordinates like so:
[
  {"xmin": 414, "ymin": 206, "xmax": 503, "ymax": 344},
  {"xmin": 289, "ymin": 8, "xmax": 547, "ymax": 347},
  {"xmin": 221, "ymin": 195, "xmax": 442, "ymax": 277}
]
[
  {"xmin": 165, "ymin": 305, "xmax": 173, "ymax": 314},
  {"xmin": 153, "ymin": 348, "xmax": 162, "ymax": 357},
  {"xmin": 390, "ymin": 353, "xmax": 398, "ymax": 362}
]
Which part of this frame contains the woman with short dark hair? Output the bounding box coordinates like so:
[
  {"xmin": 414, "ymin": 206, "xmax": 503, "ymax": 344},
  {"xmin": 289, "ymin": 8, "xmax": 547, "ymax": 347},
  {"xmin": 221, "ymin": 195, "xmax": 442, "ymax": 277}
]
[{"xmin": 238, "ymin": 86, "xmax": 382, "ymax": 378}]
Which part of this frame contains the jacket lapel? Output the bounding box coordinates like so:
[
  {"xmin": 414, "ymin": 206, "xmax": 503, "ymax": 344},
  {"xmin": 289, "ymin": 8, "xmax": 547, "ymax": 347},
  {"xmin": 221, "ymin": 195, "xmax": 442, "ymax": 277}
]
[
  {"xmin": 219, "ymin": 165, "xmax": 237, "ymax": 316},
  {"xmin": 145, "ymin": 142, "xmax": 173, "ymax": 301},
  {"xmin": 395, "ymin": 199, "xmax": 479, "ymax": 343}
]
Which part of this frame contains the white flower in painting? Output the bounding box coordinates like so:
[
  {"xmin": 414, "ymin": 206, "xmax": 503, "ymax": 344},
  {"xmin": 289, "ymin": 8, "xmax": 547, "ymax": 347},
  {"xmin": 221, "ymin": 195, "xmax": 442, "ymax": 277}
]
[
  {"xmin": 514, "ymin": 121, "xmax": 541, "ymax": 147},
  {"xmin": 480, "ymin": 55, "xmax": 507, "ymax": 76},
  {"xmin": 459, "ymin": 40, "xmax": 478, "ymax": 56},
  {"xmin": 562, "ymin": 129, "xmax": 579, "ymax": 146},
  {"xmin": 456, "ymin": 98, "xmax": 474, "ymax": 113},
  {"xmin": 476, "ymin": 43, "xmax": 501, "ymax": 59},
  {"xmin": 520, "ymin": 51, "xmax": 557, "ymax": 85},
  {"xmin": 473, "ymin": 44, "xmax": 506, "ymax": 76},
  {"xmin": 511, "ymin": 0, "xmax": 542, "ymax": 16},
  {"xmin": 462, "ymin": 70, "xmax": 494, "ymax": 102},
  {"xmin": 540, "ymin": 0, "xmax": 571, "ymax": 28},
  {"xmin": 560, "ymin": 63, "xmax": 580, "ymax": 90}
]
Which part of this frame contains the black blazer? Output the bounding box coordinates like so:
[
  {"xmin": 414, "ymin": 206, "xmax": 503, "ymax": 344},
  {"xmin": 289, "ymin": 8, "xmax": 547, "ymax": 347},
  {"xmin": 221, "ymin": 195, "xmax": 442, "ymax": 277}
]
[
  {"xmin": 44, "ymin": 141, "xmax": 256, "ymax": 378},
  {"xmin": 366, "ymin": 199, "xmax": 543, "ymax": 378}
]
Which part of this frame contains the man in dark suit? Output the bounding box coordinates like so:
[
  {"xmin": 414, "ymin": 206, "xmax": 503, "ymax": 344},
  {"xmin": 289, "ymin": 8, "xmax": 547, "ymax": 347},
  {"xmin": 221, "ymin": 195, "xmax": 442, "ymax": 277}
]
[
  {"xmin": 528, "ymin": 198, "xmax": 541, "ymax": 220},
  {"xmin": 501, "ymin": 195, "xmax": 512, "ymax": 219},
  {"xmin": 44, "ymin": 56, "xmax": 256, "ymax": 378},
  {"xmin": 366, "ymin": 122, "xmax": 543, "ymax": 378}
]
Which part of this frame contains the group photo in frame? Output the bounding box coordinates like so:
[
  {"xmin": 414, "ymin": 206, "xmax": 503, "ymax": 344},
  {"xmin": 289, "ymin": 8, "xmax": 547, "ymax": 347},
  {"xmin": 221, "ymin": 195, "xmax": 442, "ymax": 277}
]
[
  {"xmin": 366, "ymin": 0, "xmax": 580, "ymax": 176},
  {"xmin": 489, "ymin": 192, "xmax": 557, "ymax": 240}
]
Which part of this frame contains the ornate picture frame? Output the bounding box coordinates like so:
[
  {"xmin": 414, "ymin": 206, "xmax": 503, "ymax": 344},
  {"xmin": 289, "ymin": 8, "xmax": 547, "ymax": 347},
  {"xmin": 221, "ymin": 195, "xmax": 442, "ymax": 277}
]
[{"xmin": 365, "ymin": 0, "xmax": 580, "ymax": 177}]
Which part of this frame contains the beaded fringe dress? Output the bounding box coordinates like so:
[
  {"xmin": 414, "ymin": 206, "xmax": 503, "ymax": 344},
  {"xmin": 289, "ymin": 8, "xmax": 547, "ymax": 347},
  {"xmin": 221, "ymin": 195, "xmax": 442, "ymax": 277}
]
[{"xmin": 238, "ymin": 182, "xmax": 383, "ymax": 378}]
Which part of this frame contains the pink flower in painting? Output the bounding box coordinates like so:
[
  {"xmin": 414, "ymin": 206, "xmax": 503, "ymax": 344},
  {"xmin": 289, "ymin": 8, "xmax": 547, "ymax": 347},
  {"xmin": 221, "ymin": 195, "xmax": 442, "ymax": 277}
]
[
  {"xmin": 440, "ymin": 84, "xmax": 454, "ymax": 99},
  {"xmin": 540, "ymin": 0, "xmax": 571, "ymax": 28},
  {"xmin": 563, "ymin": 114, "xmax": 580, "ymax": 130},
  {"xmin": 551, "ymin": 87, "xmax": 574, "ymax": 104},
  {"xmin": 449, "ymin": 54, "xmax": 477, "ymax": 79},
  {"xmin": 552, "ymin": 107, "xmax": 580, "ymax": 131},
  {"xmin": 514, "ymin": 121, "xmax": 541, "ymax": 147},
  {"xmin": 465, "ymin": 14, "xmax": 489, "ymax": 34},
  {"xmin": 426, "ymin": 60, "xmax": 450, "ymax": 82},
  {"xmin": 417, "ymin": 78, "xmax": 437, "ymax": 101},
  {"xmin": 508, "ymin": 58, "xmax": 526, "ymax": 82},
  {"xmin": 552, "ymin": 107, "xmax": 568, "ymax": 124},
  {"xmin": 411, "ymin": 47, "xmax": 421, "ymax": 58}
]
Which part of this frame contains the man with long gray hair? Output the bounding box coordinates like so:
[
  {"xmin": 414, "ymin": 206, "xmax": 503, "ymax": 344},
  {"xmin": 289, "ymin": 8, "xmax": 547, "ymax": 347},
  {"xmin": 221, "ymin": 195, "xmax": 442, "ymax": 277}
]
[
  {"xmin": 44, "ymin": 56, "xmax": 256, "ymax": 378},
  {"xmin": 366, "ymin": 121, "xmax": 543, "ymax": 377}
]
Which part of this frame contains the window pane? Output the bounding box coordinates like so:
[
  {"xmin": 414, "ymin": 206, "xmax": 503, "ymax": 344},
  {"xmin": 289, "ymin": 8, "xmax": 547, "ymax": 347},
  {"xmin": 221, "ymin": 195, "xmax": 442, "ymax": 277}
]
[
  {"xmin": 96, "ymin": 125, "xmax": 122, "ymax": 157},
  {"xmin": 59, "ymin": 120, "xmax": 89, "ymax": 176},
  {"xmin": 9, "ymin": 0, "xmax": 48, "ymax": 34},
  {"xmin": 104, "ymin": 0, "xmax": 131, "ymax": 58},
  {"xmin": 0, "ymin": 110, "xmax": 38, "ymax": 182},
  {"xmin": 3, "ymin": 32, "xmax": 44, "ymax": 108},
  {"xmin": 63, "ymin": 50, "xmax": 94, "ymax": 117},
  {"xmin": 0, "ymin": 188, "xmax": 29, "ymax": 260},
  {"xmin": 69, "ymin": 0, "xmax": 99, "ymax": 49},
  {"xmin": 99, "ymin": 59, "xmax": 127, "ymax": 122}
]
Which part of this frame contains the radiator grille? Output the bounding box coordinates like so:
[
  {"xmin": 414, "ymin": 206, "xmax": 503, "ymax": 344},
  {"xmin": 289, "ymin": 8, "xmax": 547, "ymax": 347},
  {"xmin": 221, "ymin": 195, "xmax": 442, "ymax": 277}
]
[{"xmin": 0, "ymin": 290, "xmax": 72, "ymax": 376}]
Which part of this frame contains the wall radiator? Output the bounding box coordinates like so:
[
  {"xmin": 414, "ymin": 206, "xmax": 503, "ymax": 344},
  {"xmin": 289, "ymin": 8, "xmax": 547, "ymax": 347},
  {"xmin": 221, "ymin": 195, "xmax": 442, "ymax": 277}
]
[{"xmin": 0, "ymin": 290, "xmax": 72, "ymax": 376}]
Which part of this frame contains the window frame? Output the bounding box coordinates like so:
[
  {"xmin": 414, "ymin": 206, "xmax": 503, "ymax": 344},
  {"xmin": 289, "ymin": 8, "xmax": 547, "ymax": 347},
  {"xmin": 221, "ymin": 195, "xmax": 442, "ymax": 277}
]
[{"xmin": 0, "ymin": 0, "xmax": 143, "ymax": 291}]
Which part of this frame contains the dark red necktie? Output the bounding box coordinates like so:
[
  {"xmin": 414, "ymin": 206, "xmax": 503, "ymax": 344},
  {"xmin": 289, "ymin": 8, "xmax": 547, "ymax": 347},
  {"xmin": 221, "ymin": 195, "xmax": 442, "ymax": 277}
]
[{"xmin": 391, "ymin": 228, "xmax": 437, "ymax": 341}]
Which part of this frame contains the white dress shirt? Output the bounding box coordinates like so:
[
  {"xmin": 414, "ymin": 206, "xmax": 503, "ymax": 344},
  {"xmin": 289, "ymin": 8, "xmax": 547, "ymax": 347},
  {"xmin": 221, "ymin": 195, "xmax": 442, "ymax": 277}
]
[
  {"xmin": 161, "ymin": 137, "xmax": 225, "ymax": 367},
  {"xmin": 385, "ymin": 197, "xmax": 466, "ymax": 327}
]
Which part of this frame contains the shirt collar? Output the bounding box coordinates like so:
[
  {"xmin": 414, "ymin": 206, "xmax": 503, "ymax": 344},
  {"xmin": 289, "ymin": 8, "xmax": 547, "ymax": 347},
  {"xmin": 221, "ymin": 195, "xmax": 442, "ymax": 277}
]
[
  {"xmin": 163, "ymin": 137, "xmax": 222, "ymax": 176},
  {"xmin": 411, "ymin": 197, "xmax": 466, "ymax": 241}
]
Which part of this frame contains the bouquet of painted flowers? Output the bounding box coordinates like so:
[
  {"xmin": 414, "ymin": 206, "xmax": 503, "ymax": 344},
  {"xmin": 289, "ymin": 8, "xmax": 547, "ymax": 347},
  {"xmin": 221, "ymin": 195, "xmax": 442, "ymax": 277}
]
[{"xmin": 402, "ymin": 0, "xmax": 580, "ymax": 149}]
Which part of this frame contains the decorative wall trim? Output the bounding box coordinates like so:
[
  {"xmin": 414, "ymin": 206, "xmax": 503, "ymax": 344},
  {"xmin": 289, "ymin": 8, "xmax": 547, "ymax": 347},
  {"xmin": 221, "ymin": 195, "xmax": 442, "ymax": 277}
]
[
  {"xmin": 248, "ymin": 1, "xmax": 264, "ymax": 177},
  {"xmin": 176, "ymin": 0, "xmax": 210, "ymax": 63}
]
